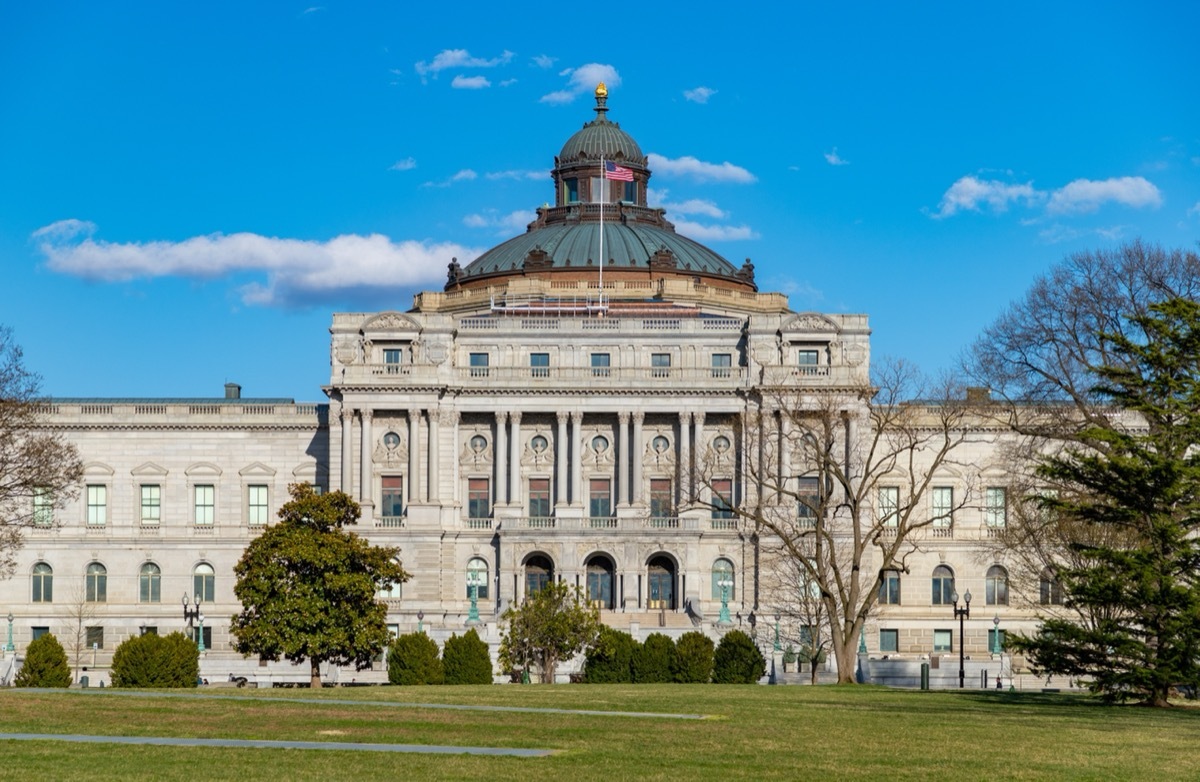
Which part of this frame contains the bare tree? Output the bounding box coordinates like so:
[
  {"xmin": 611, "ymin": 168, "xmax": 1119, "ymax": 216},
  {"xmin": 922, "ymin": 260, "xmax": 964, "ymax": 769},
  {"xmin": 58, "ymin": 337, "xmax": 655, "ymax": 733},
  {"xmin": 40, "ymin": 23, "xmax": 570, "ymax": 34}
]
[
  {"xmin": 63, "ymin": 582, "xmax": 99, "ymax": 684},
  {"xmin": 0, "ymin": 326, "xmax": 83, "ymax": 577},
  {"xmin": 762, "ymin": 547, "xmax": 830, "ymax": 685},
  {"xmin": 700, "ymin": 358, "xmax": 972, "ymax": 683}
]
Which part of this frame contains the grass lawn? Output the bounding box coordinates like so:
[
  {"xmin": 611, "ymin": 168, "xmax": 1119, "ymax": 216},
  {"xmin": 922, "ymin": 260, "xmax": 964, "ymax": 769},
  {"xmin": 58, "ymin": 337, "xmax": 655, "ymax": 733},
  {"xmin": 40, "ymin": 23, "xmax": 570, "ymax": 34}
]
[{"xmin": 2, "ymin": 685, "xmax": 1198, "ymax": 780}]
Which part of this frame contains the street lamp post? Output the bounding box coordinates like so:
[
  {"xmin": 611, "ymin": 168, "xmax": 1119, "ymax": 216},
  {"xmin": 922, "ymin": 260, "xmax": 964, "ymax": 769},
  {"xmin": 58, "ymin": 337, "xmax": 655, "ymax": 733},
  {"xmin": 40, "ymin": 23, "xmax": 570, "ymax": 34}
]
[
  {"xmin": 182, "ymin": 592, "xmax": 202, "ymax": 648},
  {"xmin": 992, "ymin": 614, "xmax": 1001, "ymax": 655},
  {"xmin": 717, "ymin": 578, "xmax": 733, "ymax": 626},
  {"xmin": 197, "ymin": 611, "xmax": 206, "ymax": 652},
  {"xmin": 773, "ymin": 613, "xmax": 782, "ymax": 652},
  {"xmin": 951, "ymin": 589, "xmax": 971, "ymax": 689},
  {"xmin": 417, "ymin": 609, "xmax": 425, "ymax": 635},
  {"xmin": 466, "ymin": 571, "xmax": 481, "ymax": 626},
  {"xmin": 4, "ymin": 612, "xmax": 14, "ymax": 653}
]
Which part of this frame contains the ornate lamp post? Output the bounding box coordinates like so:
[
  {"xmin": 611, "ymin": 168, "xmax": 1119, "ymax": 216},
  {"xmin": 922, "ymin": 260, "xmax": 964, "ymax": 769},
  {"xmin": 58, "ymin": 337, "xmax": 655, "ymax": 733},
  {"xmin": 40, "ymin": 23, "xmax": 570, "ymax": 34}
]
[
  {"xmin": 951, "ymin": 589, "xmax": 971, "ymax": 689},
  {"xmin": 4, "ymin": 612, "xmax": 14, "ymax": 653},
  {"xmin": 417, "ymin": 609, "xmax": 425, "ymax": 635},
  {"xmin": 717, "ymin": 578, "xmax": 733, "ymax": 626},
  {"xmin": 773, "ymin": 612, "xmax": 782, "ymax": 652},
  {"xmin": 992, "ymin": 614, "xmax": 1001, "ymax": 655},
  {"xmin": 466, "ymin": 570, "xmax": 482, "ymax": 626},
  {"xmin": 182, "ymin": 592, "xmax": 202, "ymax": 648},
  {"xmin": 197, "ymin": 610, "xmax": 206, "ymax": 652}
]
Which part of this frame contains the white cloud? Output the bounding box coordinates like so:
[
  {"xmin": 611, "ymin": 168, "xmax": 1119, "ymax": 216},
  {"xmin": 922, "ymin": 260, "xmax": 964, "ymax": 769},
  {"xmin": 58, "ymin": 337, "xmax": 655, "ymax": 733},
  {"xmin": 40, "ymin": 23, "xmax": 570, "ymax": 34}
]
[
  {"xmin": 539, "ymin": 63, "xmax": 620, "ymax": 104},
  {"xmin": 499, "ymin": 78, "xmax": 517, "ymax": 87},
  {"xmin": 388, "ymin": 157, "xmax": 417, "ymax": 172},
  {"xmin": 646, "ymin": 153, "xmax": 756, "ymax": 184},
  {"xmin": 462, "ymin": 209, "xmax": 536, "ymax": 234},
  {"xmin": 1188, "ymin": 201, "xmax": 1200, "ymax": 219},
  {"xmin": 451, "ymin": 75, "xmax": 491, "ymax": 89},
  {"xmin": 302, "ymin": 7, "xmax": 324, "ymax": 15},
  {"xmin": 485, "ymin": 169, "xmax": 548, "ymax": 181},
  {"xmin": 647, "ymin": 189, "xmax": 726, "ymax": 219},
  {"xmin": 32, "ymin": 220, "xmax": 482, "ymax": 308},
  {"xmin": 1046, "ymin": 176, "xmax": 1162, "ymax": 214},
  {"xmin": 532, "ymin": 54, "xmax": 556, "ymax": 69},
  {"xmin": 824, "ymin": 147, "xmax": 849, "ymax": 166},
  {"xmin": 414, "ymin": 49, "xmax": 514, "ymax": 81},
  {"xmin": 683, "ymin": 86, "xmax": 716, "ymax": 104},
  {"xmin": 932, "ymin": 176, "xmax": 1042, "ymax": 218},
  {"xmin": 672, "ymin": 219, "xmax": 759, "ymax": 241},
  {"xmin": 422, "ymin": 169, "xmax": 478, "ymax": 188}
]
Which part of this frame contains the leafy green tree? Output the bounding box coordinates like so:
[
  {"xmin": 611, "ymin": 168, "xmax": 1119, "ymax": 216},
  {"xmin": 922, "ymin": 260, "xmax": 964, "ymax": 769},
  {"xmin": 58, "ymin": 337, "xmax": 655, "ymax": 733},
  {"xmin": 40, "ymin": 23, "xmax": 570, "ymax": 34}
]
[
  {"xmin": 1010, "ymin": 298, "xmax": 1200, "ymax": 706},
  {"xmin": 583, "ymin": 626, "xmax": 636, "ymax": 683},
  {"xmin": 387, "ymin": 632, "xmax": 444, "ymax": 685},
  {"xmin": 111, "ymin": 632, "xmax": 199, "ymax": 688},
  {"xmin": 632, "ymin": 633, "xmax": 677, "ymax": 683},
  {"xmin": 442, "ymin": 629, "xmax": 493, "ymax": 685},
  {"xmin": 674, "ymin": 631, "xmax": 715, "ymax": 683},
  {"xmin": 14, "ymin": 632, "xmax": 71, "ymax": 687},
  {"xmin": 499, "ymin": 581, "xmax": 599, "ymax": 684},
  {"xmin": 231, "ymin": 483, "xmax": 408, "ymax": 687},
  {"xmin": 712, "ymin": 630, "xmax": 766, "ymax": 684}
]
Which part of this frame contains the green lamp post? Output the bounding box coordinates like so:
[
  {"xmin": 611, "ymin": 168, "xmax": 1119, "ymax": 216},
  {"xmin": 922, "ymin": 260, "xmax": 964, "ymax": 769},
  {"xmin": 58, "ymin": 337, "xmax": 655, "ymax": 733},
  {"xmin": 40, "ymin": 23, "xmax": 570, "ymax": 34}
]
[
  {"xmin": 4, "ymin": 612, "xmax": 13, "ymax": 653},
  {"xmin": 466, "ymin": 570, "xmax": 482, "ymax": 626},
  {"xmin": 717, "ymin": 578, "xmax": 733, "ymax": 626},
  {"xmin": 773, "ymin": 612, "xmax": 782, "ymax": 652}
]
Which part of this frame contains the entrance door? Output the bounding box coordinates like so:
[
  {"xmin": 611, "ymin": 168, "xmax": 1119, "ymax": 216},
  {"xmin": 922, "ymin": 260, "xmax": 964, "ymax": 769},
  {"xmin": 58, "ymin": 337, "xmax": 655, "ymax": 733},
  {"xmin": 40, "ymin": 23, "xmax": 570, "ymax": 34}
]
[{"xmin": 647, "ymin": 556, "xmax": 675, "ymax": 610}]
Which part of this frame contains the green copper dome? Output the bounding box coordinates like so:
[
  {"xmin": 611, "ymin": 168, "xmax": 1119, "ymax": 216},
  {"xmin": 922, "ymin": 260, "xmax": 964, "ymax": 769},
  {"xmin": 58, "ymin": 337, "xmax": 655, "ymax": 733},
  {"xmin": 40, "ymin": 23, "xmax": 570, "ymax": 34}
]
[{"xmin": 557, "ymin": 84, "xmax": 645, "ymax": 164}]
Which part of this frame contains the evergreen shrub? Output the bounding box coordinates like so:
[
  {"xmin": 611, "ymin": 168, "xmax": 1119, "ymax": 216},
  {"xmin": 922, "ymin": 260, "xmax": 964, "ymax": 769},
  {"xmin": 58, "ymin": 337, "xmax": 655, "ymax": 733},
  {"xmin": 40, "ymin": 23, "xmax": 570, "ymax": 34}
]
[
  {"xmin": 674, "ymin": 631, "xmax": 715, "ymax": 683},
  {"xmin": 442, "ymin": 629, "xmax": 493, "ymax": 684},
  {"xmin": 387, "ymin": 632, "xmax": 443, "ymax": 685},
  {"xmin": 14, "ymin": 632, "xmax": 71, "ymax": 688},
  {"xmin": 582, "ymin": 626, "xmax": 636, "ymax": 683},
  {"xmin": 111, "ymin": 632, "xmax": 199, "ymax": 688},
  {"xmin": 712, "ymin": 630, "xmax": 766, "ymax": 684},
  {"xmin": 633, "ymin": 632, "xmax": 677, "ymax": 683}
]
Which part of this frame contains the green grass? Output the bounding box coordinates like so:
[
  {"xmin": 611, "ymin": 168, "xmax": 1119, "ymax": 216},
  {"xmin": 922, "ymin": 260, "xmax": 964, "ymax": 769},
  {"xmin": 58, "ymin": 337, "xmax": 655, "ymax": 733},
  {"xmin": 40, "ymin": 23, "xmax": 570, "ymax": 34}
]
[{"xmin": 2, "ymin": 685, "xmax": 1198, "ymax": 780}]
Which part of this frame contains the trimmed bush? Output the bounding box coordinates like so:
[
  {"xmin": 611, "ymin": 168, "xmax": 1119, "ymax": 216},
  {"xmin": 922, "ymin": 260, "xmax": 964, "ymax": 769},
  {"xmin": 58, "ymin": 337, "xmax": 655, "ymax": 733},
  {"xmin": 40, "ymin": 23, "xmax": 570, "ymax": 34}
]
[
  {"xmin": 443, "ymin": 629, "xmax": 493, "ymax": 684},
  {"xmin": 387, "ymin": 632, "xmax": 443, "ymax": 685},
  {"xmin": 111, "ymin": 632, "xmax": 199, "ymax": 688},
  {"xmin": 632, "ymin": 633, "xmax": 677, "ymax": 683},
  {"xmin": 583, "ymin": 626, "xmax": 636, "ymax": 683},
  {"xmin": 712, "ymin": 629, "xmax": 766, "ymax": 684},
  {"xmin": 14, "ymin": 632, "xmax": 71, "ymax": 688},
  {"xmin": 674, "ymin": 631, "xmax": 715, "ymax": 683}
]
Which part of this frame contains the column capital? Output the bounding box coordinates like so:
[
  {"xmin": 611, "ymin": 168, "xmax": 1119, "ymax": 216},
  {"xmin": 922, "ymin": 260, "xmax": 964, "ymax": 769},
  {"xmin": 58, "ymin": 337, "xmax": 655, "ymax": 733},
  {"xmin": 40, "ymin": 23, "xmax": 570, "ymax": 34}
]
[
  {"xmin": 632, "ymin": 411, "xmax": 644, "ymax": 425},
  {"xmin": 557, "ymin": 410, "xmax": 570, "ymax": 424},
  {"xmin": 495, "ymin": 410, "xmax": 508, "ymax": 424},
  {"xmin": 617, "ymin": 411, "xmax": 631, "ymax": 424},
  {"xmin": 437, "ymin": 407, "xmax": 457, "ymax": 426},
  {"xmin": 408, "ymin": 408, "xmax": 422, "ymax": 420},
  {"xmin": 570, "ymin": 410, "xmax": 583, "ymax": 424},
  {"xmin": 360, "ymin": 408, "xmax": 373, "ymax": 422},
  {"xmin": 509, "ymin": 410, "xmax": 522, "ymax": 425}
]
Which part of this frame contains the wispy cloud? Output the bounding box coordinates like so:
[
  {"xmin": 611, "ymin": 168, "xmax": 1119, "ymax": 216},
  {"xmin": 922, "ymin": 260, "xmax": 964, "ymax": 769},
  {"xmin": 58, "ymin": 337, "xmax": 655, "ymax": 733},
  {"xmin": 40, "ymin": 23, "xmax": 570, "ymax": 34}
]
[
  {"xmin": 451, "ymin": 75, "xmax": 491, "ymax": 89},
  {"xmin": 683, "ymin": 86, "xmax": 716, "ymax": 104},
  {"xmin": 671, "ymin": 220, "xmax": 758, "ymax": 241},
  {"xmin": 646, "ymin": 189, "xmax": 754, "ymax": 241},
  {"xmin": 32, "ymin": 220, "xmax": 482, "ymax": 308},
  {"xmin": 1187, "ymin": 201, "xmax": 1200, "ymax": 219},
  {"xmin": 462, "ymin": 209, "xmax": 536, "ymax": 235},
  {"xmin": 301, "ymin": 7, "xmax": 324, "ymax": 15},
  {"xmin": 388, "ymin": 157, "xmax": 417, "ymax": 172},
  {"xmin": 824, "ymin": 147, "xmax": 849, "ymax": 166},
  {"xmin": 532, "ymin": 54, "xmax": 556, "ymax": 69},
  {"xmin": 1046, "ymin": 176, "xmax": 1162, "ymax": 214},
  {"xmin": 932, "ymin": 176, "xmax": 1041, "ymax": 218},
  {"xmin": 646, "ymin": 153, "xmax": 756, "ymax": 184},
  {"xmin": 485, "ymin": 169, "xmax": 548, "ymax": 181},
  {"xmin": 422, "ymin": 169, "xmax": 478, "ymax": 188},
  {"xmin": 499, "ymin": 78, "xmax": 517, "ymax": 87},
  {"xmin": 540, "ymin": 63, "xmax": 620, "ymax": 104},
  {"xmin": 647, "ymin": 188, "xmax": 726, "ymax": 219},
  {"xmin": 414, "ymin": 49, "xmax": 514, "ymax": 82}
]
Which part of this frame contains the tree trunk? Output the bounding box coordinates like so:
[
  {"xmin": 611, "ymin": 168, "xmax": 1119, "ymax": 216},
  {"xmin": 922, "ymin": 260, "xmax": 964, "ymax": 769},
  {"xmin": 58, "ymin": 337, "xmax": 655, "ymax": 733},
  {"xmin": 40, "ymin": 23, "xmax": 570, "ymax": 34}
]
[
  {"xmin": 310, "ymin": 658, "xmax": 322, "ymax": 688},
  {"xmin": 832, "ymin": 635, "xmax": 857, "ymax": 684}
]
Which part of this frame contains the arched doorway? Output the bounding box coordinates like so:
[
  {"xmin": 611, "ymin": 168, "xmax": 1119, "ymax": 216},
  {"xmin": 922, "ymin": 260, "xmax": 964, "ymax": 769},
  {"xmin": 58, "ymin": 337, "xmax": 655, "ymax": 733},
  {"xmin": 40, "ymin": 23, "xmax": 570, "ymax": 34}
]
[
  {"xmin": 524, "ymin": 554, "xmax": 554, "ymax": 596},
  {"xmin": 647, "ymin": 555, "xmax": 676, "ymax": 610},
  {"xmin": 585, "ymin": 554, "xmax": 615, "ymax": 610}
]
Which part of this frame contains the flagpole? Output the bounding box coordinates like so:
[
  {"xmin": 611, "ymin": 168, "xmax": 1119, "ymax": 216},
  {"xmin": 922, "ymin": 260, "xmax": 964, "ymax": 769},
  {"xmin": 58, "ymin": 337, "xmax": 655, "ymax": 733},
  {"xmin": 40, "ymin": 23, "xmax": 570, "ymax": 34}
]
[{"xmin": 599, "ymin": 155, "xmax": 605, "ymax": 311}]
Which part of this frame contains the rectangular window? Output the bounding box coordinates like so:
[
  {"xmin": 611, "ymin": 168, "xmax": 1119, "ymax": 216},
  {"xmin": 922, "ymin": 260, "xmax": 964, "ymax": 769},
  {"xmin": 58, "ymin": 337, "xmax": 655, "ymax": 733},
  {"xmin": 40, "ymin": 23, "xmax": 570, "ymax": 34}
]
[
  {"xmin": 985, "ymin": 487, "xmax": 1008, "ymax": 527},
  {"xmin": 530, "ymin": 352, "xmax": 550, "ymax": 378},
  {"xmin": 529, "ymin": 478, "xmax": 552, "ymax": 518},
  {"xmin": 933, "ymin": 629, "xmax": 952, "ymax": 652},
  {"xmin": 86, "ymin": 626, "xmax": 104, "ymax": 649},
  {"xmin": 649, "ymin": 479, "xmax": 673, "ymax": 519},
  {"xmin": 651, "ymin": 352, "xmax": 671, "ymax": 378},
  {"xmin": 622, "ymin": 181, "xmax": 636, "ymax": 202},
  {"xmin": 86, "ymin": 485, "xmax": 107, "ymax": 526},
  {"xmin": 877, "ymin": 486, "xmax": 899, "ymax": 527},
  {"xmin": 565, "ymin": 178, "xmax": 579, "ymax": 202},
  {"xmin": 32, "ymin": 626, "xmax": 50, "ymax": 642},
  {"xmin": 589, "ymin": 478, "xmax": 611, "ymax": 518},
  {"xmin": 589, "ymin": 176, "xmax": 611, "ymax": 204},
  {"xmin": 384, "ymin": 348, "xmax": 403, "ymax": 374},
  {"xmin": 247, "ymin": 485, "xmax": 269, "ymax": 527},
  {"xmin": 591, "ymin": 352, "xmax": 611, "ymax": 378},
  {"xmin": 140, "ymin": 485, "xmax": 161, "ymax": 524},
  {"xmin": 381, "ymin": 476, "xmax": 404, "ymax": 518},
  {"xmin": 931, "ymin": 486, "xmax": 953, "ymax": 527},
  {"xmin": 469, "ymin": 353, "xmax": 490, "ymax": 378},
  {"xmin": 798, "ymin": 349, "xmax": 819, "ymax": 366},
  {"xmin": 468, "ymin": 478, "xmax": 490, "ymax": 519},
  {"xmin": 33, "ymin": 487, "xmax": 53, "ymax": 526},
  {"xmin": 711, "ymin": 353, "xmax": 732, "ymax": 378},
  {"xmin": 194, "ymin": 485, "xmax": 215, "ymax": 525},
  {"xmin": 141, "ymin": 626, "xmax": 158, "ymax": 636},
  {"xmin": 712, "ymin": 479, "xmax": 735, "ymax": 520},
  {"xmin": 878, "ymin": 570, "xmax": 901, "ymax": 605},
  {"xmin": 879, "ymin": 629, "xmax": 899, "ymax": 653},
  {"xmin": 798, "ymin": 477, "xmax": 820, "ymax": 520}
]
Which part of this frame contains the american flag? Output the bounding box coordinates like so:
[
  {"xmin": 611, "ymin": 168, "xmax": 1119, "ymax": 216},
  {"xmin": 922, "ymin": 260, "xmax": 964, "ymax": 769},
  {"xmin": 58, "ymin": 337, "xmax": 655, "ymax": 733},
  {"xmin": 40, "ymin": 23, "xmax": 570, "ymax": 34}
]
[{"xmin": 604, "ymin": 160, "xmax": 634, "ymax": 182}]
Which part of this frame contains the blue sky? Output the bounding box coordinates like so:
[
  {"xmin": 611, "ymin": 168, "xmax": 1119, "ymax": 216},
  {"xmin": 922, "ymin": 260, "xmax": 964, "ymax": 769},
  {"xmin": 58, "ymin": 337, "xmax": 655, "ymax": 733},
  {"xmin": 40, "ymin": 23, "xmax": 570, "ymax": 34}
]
[{"xmin": 3, "ymin": 2, "xmax": 1197, "ymax": 401}]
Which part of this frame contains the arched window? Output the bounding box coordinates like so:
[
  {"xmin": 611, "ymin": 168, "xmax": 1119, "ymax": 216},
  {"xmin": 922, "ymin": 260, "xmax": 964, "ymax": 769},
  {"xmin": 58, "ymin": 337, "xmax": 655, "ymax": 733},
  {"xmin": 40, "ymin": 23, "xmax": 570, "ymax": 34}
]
[
  {"xmin": 32, "ymin": 562, "xmax": 53, "ymax": 603},
  {"xmin": 139, "ymin": 563, "xmax": 161, "ymax": 603},
  {"xmin": 986, "ymin": 565, "xmax": 1008, "ymax": 606},
  {"xmin": 931, "ymin": 565, "xmax": 954, "ymax": 606},
  {"xmin": 647, "ymin": 556, "xmax": 675, "ymax": 610},
  {"xmin": 86, "ymin": 562, "xmax": 107, "ymax": 603},
  {"xmin": 194, "ymin": 563, "xmax": 215, "ymax": 603},
  {"xmin": 525, "ymin": 555, "xmax": 553, "ymax": 595},
  {"xmin": 1039, "ymin": 568, "xmax": 1064, "ymax": 605},
  {"xmin": 585, "ymin": 555, "xmax": 614, "ymax": 610},
  {"xmin": 711, "ymin": 558, "xmax": 735, "ymax": 600},
  {"xmin": 467, "ymin": 557, "xmax": 490, "ymax": 600}
]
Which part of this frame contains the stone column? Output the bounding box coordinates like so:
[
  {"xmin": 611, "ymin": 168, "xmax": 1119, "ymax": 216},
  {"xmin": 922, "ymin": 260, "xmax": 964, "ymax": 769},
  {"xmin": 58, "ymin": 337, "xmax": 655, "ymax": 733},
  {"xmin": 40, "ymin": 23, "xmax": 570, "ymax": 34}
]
[
  {"xmin": 339, "ymin": 405, "xmax": 353, "ymax": 493},
  {"xmin": 617, "ymin": 411, "xmax": 631, "ymax": 507},
  {"xmin": 494, "ymin": 412, "xmax": 508, "ymax": 506},
  {"xmin": 359, "ymin": 408, "xmax": 373, "ymax": 511},
  {"xmin": 570, "ymin": 411, "xmax": 584, "ymax": 507},
  {"xmin": 509, "ymin": 411, "xmax": 522, "ymax": 507},
  {"xmin": 631, "ymin": 411, "xmax": 644, "ymax": 505},
  {"xmin": 444, "ymin": 408, "xmax": 459, "ymax": 503},
  {"xmin": 692, "ymin": 412, "xmax": 706, "ymax": 502},
  {"xmin": 678, "ymin": 412, "xmax": 691, "ymax": 507},
  {"xmin": 427, "ymin": 408, "xmax": 440, "ymax": 503},
  {"xmin": 407, "ymin": 409, "xmax": 420, "ymax": 505},
  {"xmin": 555, "ymin": 411, "xmax": 569, "ymax": 507}
]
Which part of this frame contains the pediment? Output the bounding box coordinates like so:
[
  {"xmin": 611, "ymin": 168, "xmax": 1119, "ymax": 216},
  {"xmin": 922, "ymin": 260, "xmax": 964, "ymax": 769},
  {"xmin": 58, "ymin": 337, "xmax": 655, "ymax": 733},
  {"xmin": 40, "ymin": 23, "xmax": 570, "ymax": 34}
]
[
  {"xmin": 239, "ymin": 461, "xmax": 277, "ymax": 478},
  {"xmin": 782, "ymin": 313, "xmax": 840, "ymax": 334},
  {"xmin": 361, "ymin": 311, "xmax": 419, "ymax": 335},
  {"xmin": 184, "ymin": 462, "xmax": 223, "ymax": 477},
  {"xmin": 82, "ymin": 461, "xmax": 115, "ymax": 476},
  {"xmin": 131, "ymin": 462, "xmax": 169, "ymax": 477}
]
